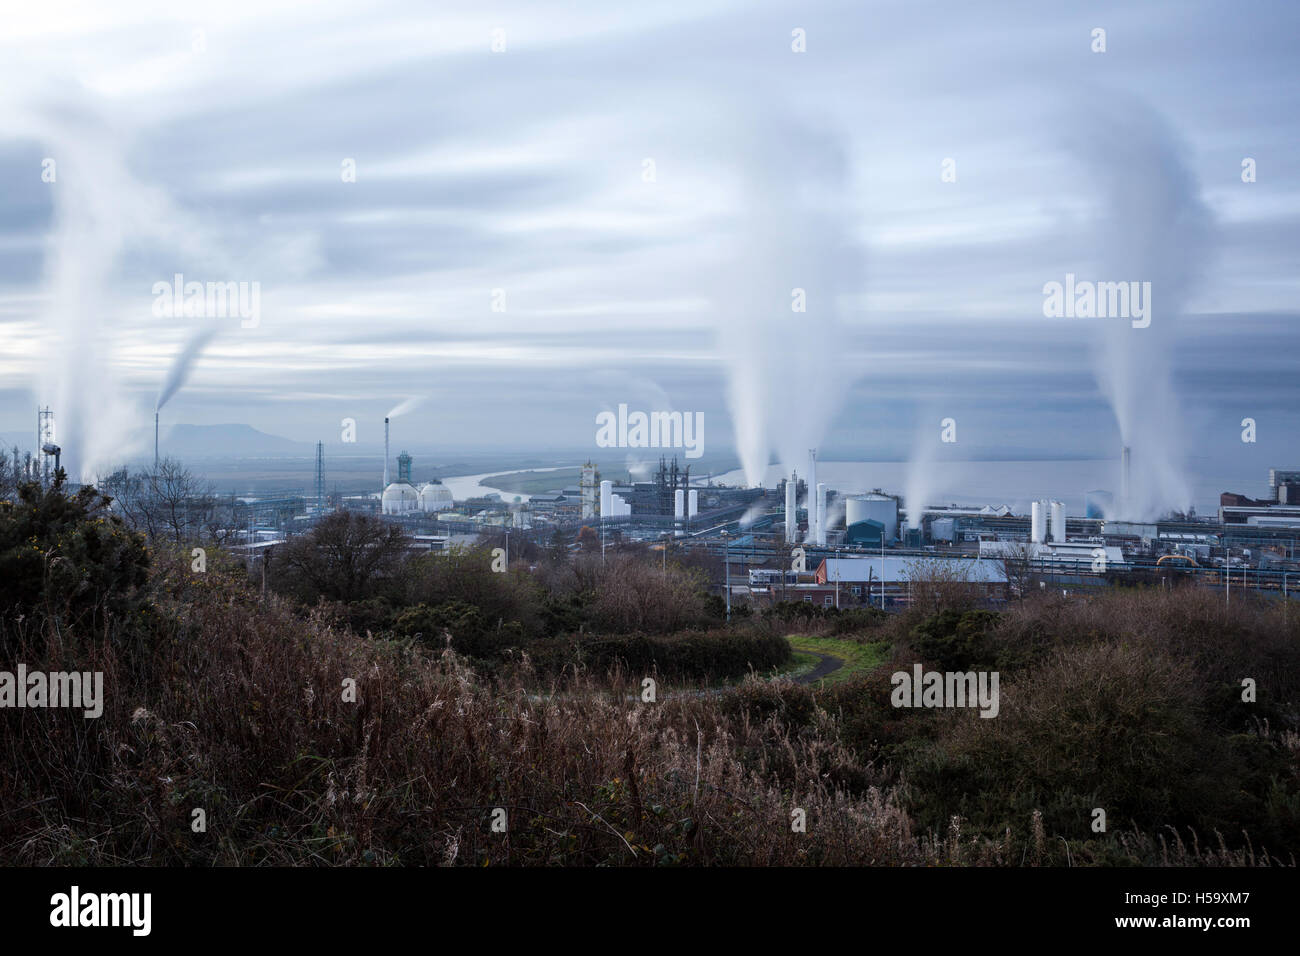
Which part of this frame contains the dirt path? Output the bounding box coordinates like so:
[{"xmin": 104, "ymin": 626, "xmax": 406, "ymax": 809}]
[{"xmin": 796, "ymin": 651, "xmax": 845, "ymax": 685}]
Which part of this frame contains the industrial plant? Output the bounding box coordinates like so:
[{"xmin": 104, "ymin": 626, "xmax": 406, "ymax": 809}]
[{"xmin": 9, "ymin": 404, "xmax": 1298, "ymax": 611}]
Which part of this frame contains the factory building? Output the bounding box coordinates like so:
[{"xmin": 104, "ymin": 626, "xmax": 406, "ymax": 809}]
[{"xmin": 1220, "ymin": 467, "xmax": 1300, "ymax": 529}]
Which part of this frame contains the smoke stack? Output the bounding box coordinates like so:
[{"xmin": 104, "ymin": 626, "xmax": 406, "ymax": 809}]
[
  {"xmin": 785, "ymin": 473, "xmax": 797, "ymax": 542},
  {"xmin": 383, "ymin": 417, "xmax": 390, "ymax": 490},
  {"xmin": 154, "ymin": 410, "xmax": 159, "ymax": 469}
]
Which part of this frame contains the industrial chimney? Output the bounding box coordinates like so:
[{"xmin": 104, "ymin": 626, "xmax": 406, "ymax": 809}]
[
  {"xmin": 383, "ymin": 417, "xmax": 391, "ymax": 490},
  {"xmin": 784, "ymin": 473, "xmax": 797, "ymax": 542}
]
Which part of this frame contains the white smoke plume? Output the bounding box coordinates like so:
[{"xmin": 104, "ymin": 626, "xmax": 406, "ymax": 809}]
[
  {"xmin": 157, "ymin": 325, "xmax": 220, "ymax": 411},
  {"xmin": 1065, "ymin": 94, "xmax": 1214, "ymax": 520},
  {"xmin": 386, "ymin": 396, "xmax": 426, "ymax": 419},
  {"xmin": 715, "ymin": 110, "xmax": 864, "ymax": 489},
  {"xmin": 902, "ymin": 422, "xmax": 937, "ymax": 530},
  {"xmin": 5, "ymin": 79, "xmax": 228, "ymax": 481}
]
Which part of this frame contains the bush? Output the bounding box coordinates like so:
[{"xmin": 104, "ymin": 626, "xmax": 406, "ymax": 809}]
[
  {"xmin": 908, "ymin": 609, "xmax": 1000, "ymax": 671},
  {"xmin": 0, "ymin": 479, "xmax": 149, "ymax": 657}
]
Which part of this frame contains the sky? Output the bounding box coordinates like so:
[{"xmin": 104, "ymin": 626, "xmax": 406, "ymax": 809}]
[{"xmin": 0, "ymin": 0, "xmax": 1297, "ymax": 501}]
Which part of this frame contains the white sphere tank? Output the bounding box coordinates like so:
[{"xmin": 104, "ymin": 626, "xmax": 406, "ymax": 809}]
[
  {"xmin": 846, "ymin": 494, "xmax": 897, "ymax": 541},
  {"xmin": 382, "ymin": 482, "xmax": 420, "ymax": 515},
  {"xmin": 418, "ymin": 482, "xmax": 454, "ymax": 512}
]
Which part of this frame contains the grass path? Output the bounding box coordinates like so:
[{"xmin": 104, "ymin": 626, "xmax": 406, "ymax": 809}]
[{"xmin": 785, "ymin": 634, "xmax": 890, "ymax": 686}]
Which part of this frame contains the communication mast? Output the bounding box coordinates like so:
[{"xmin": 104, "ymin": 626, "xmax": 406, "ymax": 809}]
[
  {"xmin": 315, "ymin": 441, "xmax": 326, "ymax": 513},
  {"xmin": 37, "ymin": 406, "xmax": 55, "ymax": 487}
]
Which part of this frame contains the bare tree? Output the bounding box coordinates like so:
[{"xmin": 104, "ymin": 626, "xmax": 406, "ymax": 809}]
[
  {"xmin": 904, "ymin": 557, "xmax": 984, "ymax": 616},
  {"xmin": 274, "ymin": 510, "xmax": 411, "ymax": 603},
  {"xmin": 106, "ymin": 458, "xmax": 236, "ymax": 548},
  {"xmin": 997, "ymin": 543, "xmax": 1038, "ymax": 603}
]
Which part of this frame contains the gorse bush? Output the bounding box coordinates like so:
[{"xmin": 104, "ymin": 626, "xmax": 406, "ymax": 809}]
[{"xmin": 0, "ymin": 479, "xmax": 149, "ymax": 658}]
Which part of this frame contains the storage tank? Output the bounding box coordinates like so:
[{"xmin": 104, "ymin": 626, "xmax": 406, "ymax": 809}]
[
  {"xmin": 600, "ymin": 480, "xmax": 612, "ymax": 517},
  {"xmin": 1050, "ymin": 500, "xmax": 1065, "ymax": 542},
  {"xmin": 807, "ymin": 450, "xmax": 819, "ymax": 542},
  {"xmin": 846, "ymin": 494, "xmax": 898, "ymax": 542},
  {"xmin": 931, "ymin": 516, "xmax": 956, "ymax": 542},
  {"xmin": 1030, "ymin": 500, "xmax": 1046, "ymax": 543},
  {"xmin": 688, "ymin": 489, "xmax": 698, "ymax": 518}
]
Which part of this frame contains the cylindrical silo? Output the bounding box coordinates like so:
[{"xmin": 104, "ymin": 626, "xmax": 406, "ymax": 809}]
[
  {"xmin": 600, "ymin": 480, "xmax": 612, "ymax": 518},
  {"xmin": 807, "ymin": 450, "xmax": 819, "ymax": 542},
  {"xmin": 1030, "ymin": 500, "xmax": 1045, "ymax": 543},
  {"xmin": 688, "ymin": 489, "xmax": 698, "ymax": 518},
  {"xmin": 846, "ymin": 494, "xmax": 898, "ymax": 542},
  {"xmin": 1050, "ymin": 500, "xmax": 1065, "ymax": 542}
]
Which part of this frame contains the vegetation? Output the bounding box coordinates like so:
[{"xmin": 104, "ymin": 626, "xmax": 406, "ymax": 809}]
[
  {"xmin": 1, "ymin": 480, "xmax": 1297, "ymax": 866},
  {"xmin": 785, "ymin": 634, "xmax": 891, "ymax": 686}
]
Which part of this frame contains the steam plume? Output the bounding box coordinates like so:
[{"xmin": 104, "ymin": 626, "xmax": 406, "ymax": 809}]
[{"xmin": 157, "ymin": 326, "xmax": 220, "ymax": 411}]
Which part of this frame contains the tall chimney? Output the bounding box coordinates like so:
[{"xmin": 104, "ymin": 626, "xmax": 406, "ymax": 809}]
[
  {"xmin": 383, "ymin": 417, "xmax": 391, "ymax": 490},
  {"xmin": 784, "ymin": 471, "xmax": 797, "ymax": 543},
  {"xmin": 154, "ymin": 410, "xmax": 159, "ymax": 469}
]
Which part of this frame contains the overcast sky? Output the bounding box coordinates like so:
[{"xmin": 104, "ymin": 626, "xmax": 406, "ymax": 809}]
[{"xmin": 0, "ymin": 0, "xmax": 1296, "ymax": 484}]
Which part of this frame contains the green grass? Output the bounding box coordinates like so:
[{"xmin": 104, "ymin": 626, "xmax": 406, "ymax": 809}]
[{"xmin": 785, "ymin": 634, "xmax": 890, "ymax": 686}]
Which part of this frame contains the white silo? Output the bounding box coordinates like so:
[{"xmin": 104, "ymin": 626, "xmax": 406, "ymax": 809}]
[
  {"xmin": 784, "ymin": 474, "xmax": 797, "ymax": 542},
  {"xmin": 688, "ymin": 489, "xmax": 698, "ymax": 517},
  {"xmin": 1050, "ymin": 500, "xmax": 1065, "ymax": 542},
  {"xmin": 1030, "ymin": 500, "xmax": 1046, "ymax": 543},
  {"xmin": 846, "ymin": 494, "xmax": 898, "ymax": 542},
  {"xmin": 674, "ymin": 489, "xmax": 684, "ymax": 519},
  {"xmin": 600, "ymin": 480, "xmax": 613, "ymax": 517},
  {"xmin": 807, "ymin": 449, "xmax": 819, "ymax": 542},
  {"xmin": 815, "ymin": 482, "xmax": 828, "ymax": 546}
]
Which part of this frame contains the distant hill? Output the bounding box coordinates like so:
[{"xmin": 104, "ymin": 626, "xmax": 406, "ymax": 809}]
[{"xmin": 157, "ymin": 423, "xmax": 317, "ymax": 459}]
